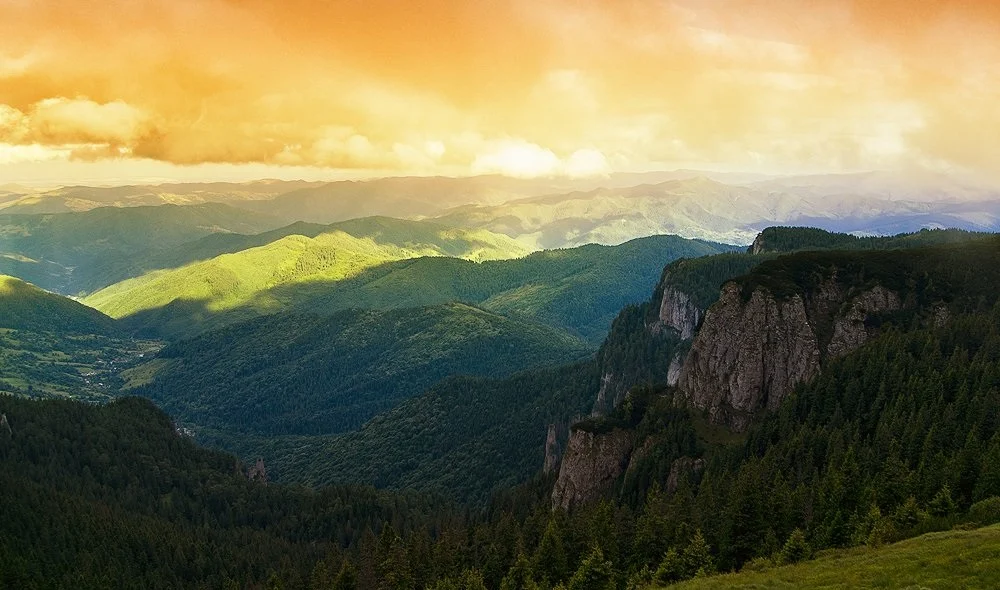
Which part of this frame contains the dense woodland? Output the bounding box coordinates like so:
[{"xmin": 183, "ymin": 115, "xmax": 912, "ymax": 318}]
[
  {"xmin": 5, "ymin": 303, "xmax": 1000, "ymax": 589},
  {"xmin": 3, "ymin": 227, "xmax": 1000, "ymax": 588},
  {"xmin": 135, "ymin": 304, "xmax": 590, "ymax": 438}
]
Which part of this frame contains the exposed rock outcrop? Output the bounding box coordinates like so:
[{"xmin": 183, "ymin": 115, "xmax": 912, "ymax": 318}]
[
  {"xmin": 591, "ymin": 373, "xmax": 617, "ymax": 416},
  {"xmin": 748, "ymin": 233, "xmax": 767, "ymax": 255},
  {"xmin": 678, "ymin": 283, "xmax": 821, "ymax": 431},
  {"xmin": 552, "ymin": 427, "xmax": 636, "ymax": 511},
  {"xmin": 543, "ymin": 424, "xmax": 562, "ymax": 475},
  {"xmin": 654, "ymin": 285, "xmax": 702, "ymax": 340},
  {"xmin": 247, "ymin": 458, "xmax": 268, "ymax": 484},
  {"xmin": 0, "ymin": 413, "xmax": 10, "ymax": 438},
  {"xmin": 827, "ymin": 285, "xmax": 901, "ymax": 358},
  {"xmin": 678, "ymin": 281, "xmax": 902, "ymax": 431},
  {"xmin": 666, "ymin": 353, "xmax": 684, "ymax": 387}
]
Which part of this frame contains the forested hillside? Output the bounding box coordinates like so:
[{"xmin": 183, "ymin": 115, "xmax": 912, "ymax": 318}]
[
  {"xmin": 0, "ymin": 395, "xmax": 457, "ymax": 589},
  {"xmin": 3, "ymin": 228, "xmax": 1000, "ymax": 589},
  {"xmin": 0, "ymin": 204, "xmax": 284, "ymax": 293},
  {"xmin": 97, "ymin": 234, "xmax": 732, "ymax": 342},
  {"xmin": 0, "ymin": 275, "xmax": 116, "ymax": 335},
  {"xmin": 132, "ymin": 304, "xmax": 590, "ymax": 438}
]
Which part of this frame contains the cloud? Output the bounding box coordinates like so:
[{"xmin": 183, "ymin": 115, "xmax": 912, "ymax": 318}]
[
  {"xmin": 472, "ymin": 140, "xmax": 562, "ymax": 178},
  {"xmin": 29, "ymin": 98, "xmax": 151, "ymax": 146},
  {"xmin": 0, "ymin": 0, "xmax": 998, "ymax": 181},
  {"xmin": 471, "ymin": 140, "xmax": 610, "ymax": 178}
]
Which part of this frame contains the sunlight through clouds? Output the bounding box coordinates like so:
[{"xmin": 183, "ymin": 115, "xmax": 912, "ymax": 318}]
[{"xmin": 0, "ymin": 0, "xmax": 997, "ymax": 183}]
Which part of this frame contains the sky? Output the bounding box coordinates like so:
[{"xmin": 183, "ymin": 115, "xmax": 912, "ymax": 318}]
[{"xmin": 1, "ymin": 0, "xmax": 998, "ymax": 185}]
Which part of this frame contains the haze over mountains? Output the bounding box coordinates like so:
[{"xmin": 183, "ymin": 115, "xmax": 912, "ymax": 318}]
[{"xmin": 2, "ymin": 171, "xmax": 998, "ymax": 253}]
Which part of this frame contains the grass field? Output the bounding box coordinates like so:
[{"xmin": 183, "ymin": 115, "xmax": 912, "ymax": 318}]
[{"xmin": 668, "ymin": 524, "xmax": 1000, "ymax": 589}]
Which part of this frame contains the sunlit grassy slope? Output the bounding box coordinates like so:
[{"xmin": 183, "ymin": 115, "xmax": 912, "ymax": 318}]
[
  {"xmin": 84, "ymin": 218, "xmax": 531, "ymax": 321},
  {"xmin": 668, "ymin": 524, "xmax": 1000, "ymax": 589}
]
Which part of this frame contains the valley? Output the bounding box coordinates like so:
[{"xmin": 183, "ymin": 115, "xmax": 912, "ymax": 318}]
[
  {"xmin": 1, "ymin": 179, "xmax": 999, "ymax": 589},
  {"xmin": 4, "ymin": 1, "xmax": 999, "ymax": 585}
]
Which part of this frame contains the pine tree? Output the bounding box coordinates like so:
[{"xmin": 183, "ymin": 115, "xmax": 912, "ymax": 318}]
[
  {"xmin": 777, "ymin": 529, "xmax": 811, "ymax": 565},
  {"xmin": 680, "ymin": 530, "xmax": 715, "ymax": 578},
  {"xmin": 652, "ymin": 549, "xmax": 684, "ymax": 585},
  {"xmin": 567, "ymin": 546, "xmax": 615, "ymax": 590},
  {"xmin": 500, "ymin": 553, "xmax": 539, "ymax": 590},
  {"xmin": 533, "ymin": 519, "xmax": 568, "ymax": 586},
  {"xmin": 929, "ymin": 485, "xmax": 958, "ymax": 517},
  {"xmin": 333, "ymin": 561, "xmax": 358, "ymax": 590}
]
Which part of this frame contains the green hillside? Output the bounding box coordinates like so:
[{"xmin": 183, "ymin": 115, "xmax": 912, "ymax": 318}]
[
  {"xmin": 95, "ymin": 233, "xmax": 733, "ymax": 341},
  {"xmin": 0, "ymin": 274, "xmax": 116, "ymax": 335},
  {"xmin": 132, "ymin": 303, "xmax": 590, "ymax": 439},
  {"xmin": 0, "ymin": 203, "xmax": 284, "ymax": 294},
  {"xmin": 83, "ymin": 218, "xmax": 535, "ymax": 339},
  {"xmin": 0, "ymin": 275, "xmax": 159, "ymax": 401},
  {"xmin": 144, "ymin": 216, "xmax": 531, "ymax": 275},
  {"xmin": 668, "ymin": 524, "xmax": 1000, "ymax": 589}
]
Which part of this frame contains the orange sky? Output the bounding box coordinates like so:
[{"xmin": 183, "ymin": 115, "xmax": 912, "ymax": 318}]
[{"xmin": 1, "ymin": 0, "xmax": 998, "ymax": 184}]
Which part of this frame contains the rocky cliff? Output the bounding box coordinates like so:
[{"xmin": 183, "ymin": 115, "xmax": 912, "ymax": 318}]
[
  {"xmin": 551, "ymin": 427, "xmax": 636, "ymax": 511},
  {"xmin": 653, "ymin": 283, "xmax": 703, "ymax": 340},
  {"xmin": 543, "ymin": 424, "xmax": 562, "ymax": 475},
  {"xmin": 678, "ymin": 280, "xmax": 901, "ymax": 431}
]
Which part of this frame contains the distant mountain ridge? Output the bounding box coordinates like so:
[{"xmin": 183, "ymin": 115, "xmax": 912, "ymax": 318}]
[{"xmin": 3, "ymin": 171, "xmax": 996, "ymax": 250}]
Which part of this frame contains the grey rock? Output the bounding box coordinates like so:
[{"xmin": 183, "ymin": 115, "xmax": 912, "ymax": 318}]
[
  {"xmin": 551, "ymin": 428, "xmax": 635, "ymax": 511},
  {"xmin": 827, "ymin": 285, "xmax": 901, "ymax": 358},
  {"xmin": 678, "ymin": 283, "xmax": 821, "ymax": 432},
  {"xmin": 543, "ymin": 424, "xmax": 562, "ymax": 475},
  {"xmin": 654, "ymin": 285, "xmax": 702, "ymax": 340},
  {"xmin": 678, "ymin": 280, "xmax": 902, "ymax": 431}
]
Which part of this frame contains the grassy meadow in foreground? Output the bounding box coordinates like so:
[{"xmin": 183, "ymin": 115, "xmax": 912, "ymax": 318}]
[{"xmin": 668, "ymin": 524, "xmax": 1000, "ymax": 589}]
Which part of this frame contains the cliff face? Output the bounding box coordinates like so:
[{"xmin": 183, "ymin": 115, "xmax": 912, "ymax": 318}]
[
  {"xmin": 654, "ymin": 284, "xmax": 702, "ymax": 340},
  {"xmin": 543, "ymin": 424, "xmax": 562, "ymax": 475},
  {"xmin": 551, "ymin": 428, "xmax": 636, "ymax": 511},
  {"xmin": 677, "ymin": 282, "xmax": 821, "ymax": 431},
  {"xmin": 678, "ymin": 281, "xmax": 901, "ymax": 431},
  {"xmin": 827, "ymin": 285, "xmax": 901, "ymax": 358}
]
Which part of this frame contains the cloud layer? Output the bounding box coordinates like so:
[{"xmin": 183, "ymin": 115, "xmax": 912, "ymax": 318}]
[{"xmin": 1, "ymin": 0, "xmax": 998, "ymax": 181}]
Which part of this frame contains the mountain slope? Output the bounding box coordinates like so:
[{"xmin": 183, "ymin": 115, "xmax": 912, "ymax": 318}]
[
  {"xmin": 0, "ymin": 395, "xmax": 452, "ymax": 588},
  {"xmin": 133, "ymin": 303, "xmax": 590, "ymax": 438},
  {"xmin": 0, "ymin": 275, "xmax": 159, "ymax": 401},
  {"xmin": 92, "ymin": 233, "xmax": 733, "ymax": 342},
  {"xmin": 0, "ymin": 203, "xmax": 285, "ymax": 293},
  {"xmin": 0, "ymin": 275, "xmax": 116, "ymax": 335},
  {"xmin": 229, "ymin": 360, "xmax": 601, "ymax": 501},
  {"xmin": 83, "ymin": 219, "xmax": 533, "ymax": 338},
  {"xmin": 227, "ymin": 229, "xmax": 996, "ymax": 500}
]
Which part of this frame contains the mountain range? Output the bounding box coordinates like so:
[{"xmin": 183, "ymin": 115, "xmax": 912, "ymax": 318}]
[
  {"xmin": 2, "ymin": 169, "xmax": 1000, "ymax": 588},
  {"xmin": 3, "ymin": 171, "xmax": 998, "ymax": 253}
]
